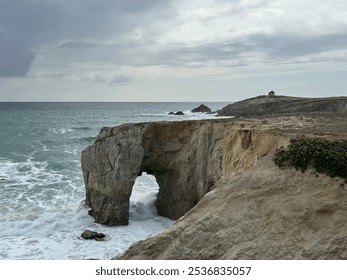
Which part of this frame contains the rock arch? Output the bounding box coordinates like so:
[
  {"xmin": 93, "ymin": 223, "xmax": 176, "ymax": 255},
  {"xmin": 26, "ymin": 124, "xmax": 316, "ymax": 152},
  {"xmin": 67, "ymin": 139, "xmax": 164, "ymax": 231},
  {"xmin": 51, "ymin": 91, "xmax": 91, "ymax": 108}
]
[
  {"xmin": 81, "ymin": 121, "xmax": 224, "ymax": 226},
  {"xmin": 81, "ymin": 120, "xmax": 288, "ymax": 226}
]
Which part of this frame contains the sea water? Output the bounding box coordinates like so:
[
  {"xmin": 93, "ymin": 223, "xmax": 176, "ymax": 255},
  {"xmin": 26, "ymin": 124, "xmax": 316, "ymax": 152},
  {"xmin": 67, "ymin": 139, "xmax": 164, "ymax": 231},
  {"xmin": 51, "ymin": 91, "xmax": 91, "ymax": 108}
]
[{"xmin": 0, "ymin": 102, "xmax": 228, "ymax": 259}]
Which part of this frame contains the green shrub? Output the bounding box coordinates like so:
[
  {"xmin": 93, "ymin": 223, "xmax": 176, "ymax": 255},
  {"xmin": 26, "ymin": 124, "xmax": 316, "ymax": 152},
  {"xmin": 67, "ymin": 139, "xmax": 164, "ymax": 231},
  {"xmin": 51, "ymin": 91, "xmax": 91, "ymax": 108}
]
[{"xmin": 274, "ymin": 138, "xmax": 347, "ymax": 180}]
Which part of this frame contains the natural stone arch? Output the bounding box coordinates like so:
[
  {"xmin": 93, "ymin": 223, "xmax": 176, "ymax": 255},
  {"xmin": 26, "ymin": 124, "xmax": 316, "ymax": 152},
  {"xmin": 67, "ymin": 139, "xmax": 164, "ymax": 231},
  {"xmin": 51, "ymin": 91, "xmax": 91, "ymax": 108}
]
[
  {"xmin": 81, "ymin": 121, "xmax": 223, "ymax": 226},
  {"xmin": 81, "ymin": 121, "xmax": 287, "ymax": 226}
]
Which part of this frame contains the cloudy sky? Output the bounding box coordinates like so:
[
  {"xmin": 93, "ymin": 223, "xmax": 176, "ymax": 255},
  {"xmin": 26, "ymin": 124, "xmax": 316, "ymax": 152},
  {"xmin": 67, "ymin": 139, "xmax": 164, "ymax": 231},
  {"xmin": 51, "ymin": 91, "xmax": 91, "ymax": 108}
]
[{"xmin": 1, "ymin": 0, "xmax": 347, "ymax": 101}]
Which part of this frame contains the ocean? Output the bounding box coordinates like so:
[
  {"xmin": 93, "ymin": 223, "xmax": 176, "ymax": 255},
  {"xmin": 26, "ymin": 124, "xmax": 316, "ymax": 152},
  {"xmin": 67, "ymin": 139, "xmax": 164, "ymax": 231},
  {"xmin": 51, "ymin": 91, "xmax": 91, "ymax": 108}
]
[{"xmin": 0, "ymin": 102, "xmax": 229, "ymax": 260}]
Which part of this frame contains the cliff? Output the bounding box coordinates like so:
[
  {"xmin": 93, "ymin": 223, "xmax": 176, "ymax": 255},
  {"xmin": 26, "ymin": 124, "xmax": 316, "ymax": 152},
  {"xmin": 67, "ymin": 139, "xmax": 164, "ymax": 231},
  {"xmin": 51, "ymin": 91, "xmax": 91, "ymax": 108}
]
[
  {"xmin": 81, "ymin": 119, "xmax": 287, "ymax": 225},
  {"xmin": 81, "ymin": 112, "xmax": 347, "ymax": 259},
  {"xmin": 217, "ymin": 96, "xmax": 347, "ymax": 117},
  {"xmin": 117, "ymin": 156, "xmax": 347, "ymax": 259}
]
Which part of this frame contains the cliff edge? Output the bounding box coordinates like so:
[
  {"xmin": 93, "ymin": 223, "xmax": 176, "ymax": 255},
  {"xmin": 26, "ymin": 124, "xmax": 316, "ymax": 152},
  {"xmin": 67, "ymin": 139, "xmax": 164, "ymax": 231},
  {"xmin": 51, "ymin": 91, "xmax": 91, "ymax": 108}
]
[{"xmin": 81, "ymin": 112, "xmax": 347, "ymax": 259}]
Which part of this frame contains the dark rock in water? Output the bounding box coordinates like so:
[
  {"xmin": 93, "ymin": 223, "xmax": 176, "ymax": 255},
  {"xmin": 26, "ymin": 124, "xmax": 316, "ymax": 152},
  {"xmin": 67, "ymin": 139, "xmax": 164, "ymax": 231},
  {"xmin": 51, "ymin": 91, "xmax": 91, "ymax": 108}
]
[
  {"xmin": 168, "ymin": 112, "xmax": 175, "ymax": 115},
  {"xmin": 174, "ymin": 111, "xmax": 184, "ymax": 115},
  {"xmin": 81, "ymin": 230, "xmax": 105, "ymax": 240},
  {"xmin": 192, "ymin": 104, "xmax": 212, "ymax": 113}
]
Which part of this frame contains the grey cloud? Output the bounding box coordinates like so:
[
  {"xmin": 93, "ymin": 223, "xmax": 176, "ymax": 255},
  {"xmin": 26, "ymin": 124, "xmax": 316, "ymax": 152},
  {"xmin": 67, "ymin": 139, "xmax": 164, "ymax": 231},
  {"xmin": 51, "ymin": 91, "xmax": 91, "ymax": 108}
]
[
  {"xmin": 0, "ymin": 30, "xmax": 34, "ymax": 77},
  {"xmin": 110, "ymin": 74, "xmax": 133, "ymax": 86},
  {"xmin": 59, "ymin": 41, "xmax": 101, "ymax": 49},
  {"xmin": 126, "ymin": 33, "xmax": 347, "ymax": 68},
  {"xmin": 116, "ymin": 40, "xmax": 254, "ymax": 68},
  {"xmin": 0, "ymin": 0, "xmax": 65, "ymax": 77},
  {"xmin": 246, "ymin": 33, "xmax": 347, "ymax": 61},
  {"xmin": 0, "ymin": 0, "xmax": 163, "ymax": 77},
  {"xmin": 108, "ymin": 0, "xmax": 163, "ymax": 14},
  {"xmin": 90, "ymin": 75, "xmax": 107, "ymax": 84},
  {"xmin": 2, "ymin": 0, "xmax": 346, "ymax": 78}
]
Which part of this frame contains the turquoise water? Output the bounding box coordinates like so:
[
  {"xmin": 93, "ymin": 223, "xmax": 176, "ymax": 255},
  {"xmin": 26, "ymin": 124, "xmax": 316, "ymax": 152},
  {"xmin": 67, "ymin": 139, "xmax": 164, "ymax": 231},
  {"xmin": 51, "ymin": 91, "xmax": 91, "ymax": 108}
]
[{"xmin": 0, "ymin": 102, "xmax": 228, "ymax": 259}]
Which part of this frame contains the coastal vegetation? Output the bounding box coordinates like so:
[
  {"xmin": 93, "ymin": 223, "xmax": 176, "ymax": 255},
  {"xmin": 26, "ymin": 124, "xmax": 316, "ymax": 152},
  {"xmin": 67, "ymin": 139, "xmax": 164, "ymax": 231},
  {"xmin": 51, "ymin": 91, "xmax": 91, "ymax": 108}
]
[{"xmin": 274, "ymin": 138, "xmax": 347, "ymax": 181}]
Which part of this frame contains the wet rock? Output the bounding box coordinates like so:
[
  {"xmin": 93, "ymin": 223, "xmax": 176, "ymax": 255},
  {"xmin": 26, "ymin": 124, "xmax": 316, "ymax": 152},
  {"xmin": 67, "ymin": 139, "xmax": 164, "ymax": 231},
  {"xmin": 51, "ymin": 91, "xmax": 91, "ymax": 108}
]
[
  {"xmin": 174, "ymin": 111, "xmax": 184, "ymax": 115},
  {"xmin": 81, "ymin": 230, "xmax": 105, "ymax": 240},
  {"xmin": 95, "ymin": 237, "xmax": 105, "ymax": 242}
]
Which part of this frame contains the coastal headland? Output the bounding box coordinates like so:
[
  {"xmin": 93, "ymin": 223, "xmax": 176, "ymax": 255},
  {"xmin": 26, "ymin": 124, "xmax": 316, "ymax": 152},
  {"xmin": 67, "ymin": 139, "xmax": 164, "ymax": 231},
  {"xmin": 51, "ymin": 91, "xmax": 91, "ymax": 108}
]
[
  {"xmin": 81, "ymin": 96, "xmax": 347, "ymax": 259},
  {"xmin": 217, "ymin": 95, "xmax": 347, "ymax": 117}
]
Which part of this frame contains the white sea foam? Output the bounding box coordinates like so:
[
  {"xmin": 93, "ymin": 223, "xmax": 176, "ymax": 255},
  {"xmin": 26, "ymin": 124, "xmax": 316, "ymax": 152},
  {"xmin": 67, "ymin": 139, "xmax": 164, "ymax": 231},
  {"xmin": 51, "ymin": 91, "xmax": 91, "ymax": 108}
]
[
  {"xmin": 166, "ymin": 111, "xmax": 232, "ymax": 120},
  {"xmin": 48, "ymin": 128, "xmax": 73, "ymax": 134},
  {"xmin": 0, "ymin": 172, "xmax": 172, "ymax": 259},
  {"xmin": 0, "ymin": 158, "xmax": 80, "ymax": 217}
]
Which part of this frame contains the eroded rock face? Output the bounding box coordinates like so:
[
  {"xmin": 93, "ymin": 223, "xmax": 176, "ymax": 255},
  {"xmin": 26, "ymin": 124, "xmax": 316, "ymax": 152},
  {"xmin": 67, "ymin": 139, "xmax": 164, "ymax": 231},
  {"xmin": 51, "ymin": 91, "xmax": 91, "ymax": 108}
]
[
  {"xmin": 116, "ymin": 156, "xmax": 347, "ymax": 260},
  {"xmin": 81, "ymin": 123, "xmax": 147, "ymax": 225},
  {"xmin": 81, "ymin": 119, "xmax": 288, "ymax": 226}
]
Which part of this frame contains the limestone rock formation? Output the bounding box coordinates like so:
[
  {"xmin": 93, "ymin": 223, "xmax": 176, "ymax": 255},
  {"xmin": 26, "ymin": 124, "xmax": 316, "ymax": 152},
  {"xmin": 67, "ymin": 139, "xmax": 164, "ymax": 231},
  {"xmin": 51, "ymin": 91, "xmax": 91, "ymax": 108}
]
[{"xmin": 81, "ymin": 119, "xmax": 287, "ymax": 226}]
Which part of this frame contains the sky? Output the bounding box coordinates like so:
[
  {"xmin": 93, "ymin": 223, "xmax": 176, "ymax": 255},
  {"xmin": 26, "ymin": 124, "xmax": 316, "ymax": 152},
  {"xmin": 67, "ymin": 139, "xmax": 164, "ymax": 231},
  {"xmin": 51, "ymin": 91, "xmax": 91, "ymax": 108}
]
[{"xmin": 0, "ymin": 0, "xmax": 347, "ymax": 102}]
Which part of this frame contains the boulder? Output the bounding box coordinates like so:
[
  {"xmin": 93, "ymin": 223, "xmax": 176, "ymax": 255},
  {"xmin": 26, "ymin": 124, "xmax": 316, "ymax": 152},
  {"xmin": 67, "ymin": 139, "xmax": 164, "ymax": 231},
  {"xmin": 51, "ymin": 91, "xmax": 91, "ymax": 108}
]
[{"xmin": 81, "ymin": 230, "xmax": 105, "ymax": 240}]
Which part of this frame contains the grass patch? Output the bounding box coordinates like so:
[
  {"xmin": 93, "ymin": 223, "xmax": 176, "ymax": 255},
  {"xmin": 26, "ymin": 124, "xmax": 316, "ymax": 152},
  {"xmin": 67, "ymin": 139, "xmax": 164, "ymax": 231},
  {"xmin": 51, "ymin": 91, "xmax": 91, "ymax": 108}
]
[{"xmin": 274, "ymin": 138, "xmax": 347, "ymax": 180}]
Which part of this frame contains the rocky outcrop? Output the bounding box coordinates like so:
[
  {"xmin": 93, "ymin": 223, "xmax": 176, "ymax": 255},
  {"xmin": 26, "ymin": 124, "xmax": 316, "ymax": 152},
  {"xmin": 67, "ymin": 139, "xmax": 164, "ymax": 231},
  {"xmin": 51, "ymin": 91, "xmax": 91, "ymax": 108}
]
[
  {"xmin": 217, "ymin": 96, "xmax": 347, "ymax": 117},
  {"xmin": 81, "ymin": 119, "xmax": 288, "ymax": 226},
  {"xmin": 192, "ymin": 104, "xmax": 212, "ymax": 113}
]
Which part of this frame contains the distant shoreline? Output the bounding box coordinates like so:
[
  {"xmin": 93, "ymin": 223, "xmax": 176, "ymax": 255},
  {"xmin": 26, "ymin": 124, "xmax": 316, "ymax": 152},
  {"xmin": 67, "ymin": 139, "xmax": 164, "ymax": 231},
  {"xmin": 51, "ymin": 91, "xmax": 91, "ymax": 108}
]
[{"xmin": 217, "ymin": 95, "xmax": 347, "ymax": 117}]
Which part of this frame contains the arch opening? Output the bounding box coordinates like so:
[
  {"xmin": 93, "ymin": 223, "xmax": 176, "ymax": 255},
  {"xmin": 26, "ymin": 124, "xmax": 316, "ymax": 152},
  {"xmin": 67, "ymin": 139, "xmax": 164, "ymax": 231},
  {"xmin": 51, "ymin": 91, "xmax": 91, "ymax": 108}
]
[{"xmin": 129, "ymin": 172, "xmax": 161, "ymax": 221}]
